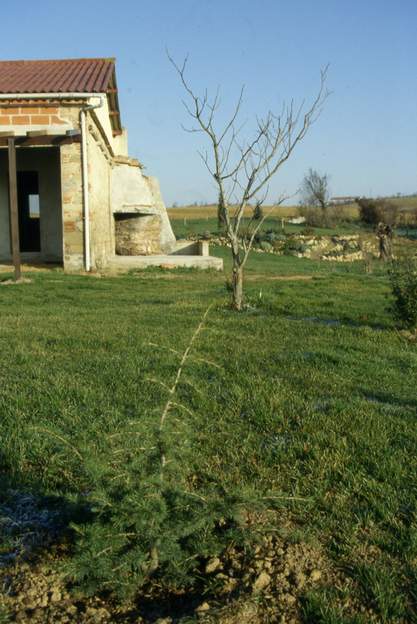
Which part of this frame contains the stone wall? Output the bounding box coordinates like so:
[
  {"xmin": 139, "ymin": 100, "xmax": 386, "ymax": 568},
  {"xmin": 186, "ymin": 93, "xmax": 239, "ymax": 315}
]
[
  {"xmin": 115, "ymin": 213, "xmax": 162, "ymax": 255},
  {"xmin": 61, "ymin": 142, "xmax": 84, "ymax": 271},
  {"xmin": 196, "ymin": 232, "xmax": 381, "ymax": 262}
]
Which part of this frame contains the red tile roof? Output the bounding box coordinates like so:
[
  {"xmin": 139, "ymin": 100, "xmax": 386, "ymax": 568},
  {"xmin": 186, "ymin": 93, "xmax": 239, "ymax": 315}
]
[
  {"xmin": 0, "ymin": 58, "xmax": 122, "ymax": 135},
  {"xmin": 0, "ymin": 58, "xmax": 115, "ymax": 94}
]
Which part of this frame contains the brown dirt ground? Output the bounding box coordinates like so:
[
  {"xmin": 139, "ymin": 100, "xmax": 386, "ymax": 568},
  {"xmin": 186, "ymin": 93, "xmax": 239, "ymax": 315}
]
[{"xmin": 0, "ymin": 531, "xmax": 378, "ymax": 624}]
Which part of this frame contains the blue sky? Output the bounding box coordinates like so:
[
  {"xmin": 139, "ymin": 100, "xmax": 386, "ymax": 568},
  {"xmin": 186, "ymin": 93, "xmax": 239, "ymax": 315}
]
[{"xmin": 1, "ymin": 0, "xmax": 416, "ymax": 205}]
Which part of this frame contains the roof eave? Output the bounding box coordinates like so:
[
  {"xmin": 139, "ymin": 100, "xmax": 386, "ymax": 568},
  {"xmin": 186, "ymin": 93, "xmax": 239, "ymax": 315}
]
[{"xmin": 105, "ymin": 66, "xmax": 122, "ymax": 136}]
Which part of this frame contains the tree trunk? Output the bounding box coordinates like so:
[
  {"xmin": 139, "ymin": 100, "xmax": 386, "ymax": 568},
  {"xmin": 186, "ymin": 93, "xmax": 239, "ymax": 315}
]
[
  {"xmin": 231, "ymin": 259, "xmax": 244, "ymax": 311},
  {"xmin": 379, "ymin": 235, "xmax": 392, "ymax": 261},
  {"xmin": 218, "ymin": 207, "xmax": 226, "ymax": 229},
  {"xmin": 217, "ymin": 194, "xmax": 227, "ymax": 230},
  {"xmin": 377, "ymin": 223, "xmax": 393, "ymax": 261}
]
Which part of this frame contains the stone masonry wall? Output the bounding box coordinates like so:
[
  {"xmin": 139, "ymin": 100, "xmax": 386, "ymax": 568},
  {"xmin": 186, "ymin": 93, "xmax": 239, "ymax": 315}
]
[
  {"xmin": 115, "ymin": 214, "xmax": 162, "ymax": 255},
  {"xmin": 61, "ymin": 142, "xmax": 84, "ymax": 271}
]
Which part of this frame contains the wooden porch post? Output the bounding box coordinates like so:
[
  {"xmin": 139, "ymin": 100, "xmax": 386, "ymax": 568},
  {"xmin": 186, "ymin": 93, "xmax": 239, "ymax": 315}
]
[{"xmin": 7, "ymin": 138, "xmax": 21, "ymax": 281}]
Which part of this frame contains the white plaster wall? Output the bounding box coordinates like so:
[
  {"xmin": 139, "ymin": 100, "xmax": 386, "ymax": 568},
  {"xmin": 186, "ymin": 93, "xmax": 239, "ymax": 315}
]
[
  {"xmin": 112, "ymin": 162, "xmax": 154, "ymax": 209},
  {"xmin": 89, "ymin": 97, "xmax": 128, "ymax": 157},
  {"xmin": 113, "ymin": 128, "xmax": 128, "ymax": 156},
  {"xmin": 147, "ymin": 176, "xmax": 177, "ymax": 251},
  {"xmin": 87, "ymin": 128, "xmax": 113, "ymax": 270},
  {"xmin": 91, "ymin": 96, "xmax": 114, "ymax": 148}
]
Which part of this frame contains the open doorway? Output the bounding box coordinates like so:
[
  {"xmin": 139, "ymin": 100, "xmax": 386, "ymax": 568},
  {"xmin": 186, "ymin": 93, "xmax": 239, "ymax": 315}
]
[{"xmin": 17, "ymin": 171, "xmax": 41, "ymax": 252}]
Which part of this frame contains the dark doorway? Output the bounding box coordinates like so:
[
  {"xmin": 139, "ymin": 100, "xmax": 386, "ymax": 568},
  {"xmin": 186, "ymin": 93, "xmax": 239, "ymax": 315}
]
[{"xmin": 17, "ymin": 171, "xmax": 41, "ymax": 252}]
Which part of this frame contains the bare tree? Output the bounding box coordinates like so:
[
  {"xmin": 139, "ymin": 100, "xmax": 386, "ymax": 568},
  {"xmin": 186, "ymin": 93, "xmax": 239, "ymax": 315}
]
[
  {"xmin": 300, "ymin": 168, "xmax": 330, "ymax": 213},
  {"xmin": 217, "ymin": 190, "xmax": 227, "ymax": 229},
  {"xmin": 169, "ymin": 54, "xmax": 329, "ymax": 310}
]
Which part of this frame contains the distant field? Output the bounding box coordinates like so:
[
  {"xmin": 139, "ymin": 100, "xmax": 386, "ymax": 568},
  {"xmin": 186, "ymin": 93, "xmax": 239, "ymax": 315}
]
[
  {"xmin": 168, "ymin": 203, "xmax": 301, "ymax": 219},
  {"xmin": 168, "ymin": 196, "xmax": 417, "ymax": 221}
]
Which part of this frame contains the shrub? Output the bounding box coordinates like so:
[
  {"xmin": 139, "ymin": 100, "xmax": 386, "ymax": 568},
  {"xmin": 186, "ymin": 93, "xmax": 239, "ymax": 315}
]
[
  {"xmin": 298, "ymin": 206, "xmax": 330, "ymax": 227},
  {"xmin": 264, "ymin": 230, "xmax": 277, "ymax": 243},
  {"xmin": 300, "ymin": 227, "xmax": 316, "ymax": 236},
  {"xmin": 272, "ymin": 239, "xmax": 285, "ymax": 252},
  {"xmin": 397, "ymin": 207, "xmax": 417, "ymax": 230},
  {"xmin": 297, "ymin": 205, "xmax": 353, "ymax": 227},
  {"xmin": 253, "ymin": 202, "xmax": 263, "ymax": 220},
  {"xmin": 357, "ymin": 198, "xmax": 398, "ymax": 227},
  {"xmin": 274, "ymin": 233, "xmax": 287, "ymax": 242},
  {"xmin": 331, "ymin": 204, "xmax": 356, "ymax": 223},
  {"xmin": 253, "ymin": 230, "xmax": 283, "ymax": 245},
  {"xmin": 388, "ymin": 260, "xmax": 417, "ymax": 330},
  {"xmin": 284, "ymin": 239, "xmax": 308, "ymax": 255}
]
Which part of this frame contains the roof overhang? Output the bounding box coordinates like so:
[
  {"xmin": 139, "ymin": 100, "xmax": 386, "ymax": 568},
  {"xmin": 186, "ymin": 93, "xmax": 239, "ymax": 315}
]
[
  {"xmin": 0, "ymin": 129, "xmax": 81, "ymax": 148},
  {"xmin": 106, "ymin": 66, "xmax": 122, "ymax": 136}
]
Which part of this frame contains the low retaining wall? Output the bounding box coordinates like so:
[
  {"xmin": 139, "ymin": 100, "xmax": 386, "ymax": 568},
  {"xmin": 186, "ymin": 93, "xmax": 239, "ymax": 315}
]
[
  {"xmin": 171, "ymin": 240, "xmax": 210, "ymax": 256},
  {"xmin": 108, "ymin": 254, "xmax": 223, "ymax": 271}
]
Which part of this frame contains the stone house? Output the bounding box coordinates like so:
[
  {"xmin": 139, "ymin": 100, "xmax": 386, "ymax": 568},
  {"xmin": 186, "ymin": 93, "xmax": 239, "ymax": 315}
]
[{"xmin": 0, "ymin": 58, "xmax": 222, "ymax": 272}]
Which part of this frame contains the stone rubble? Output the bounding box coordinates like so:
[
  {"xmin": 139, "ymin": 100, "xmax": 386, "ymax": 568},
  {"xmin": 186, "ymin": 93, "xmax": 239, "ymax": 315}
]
[{"xmin": 192, "ymin": 232, "xmax": 380, "ymax": 262}]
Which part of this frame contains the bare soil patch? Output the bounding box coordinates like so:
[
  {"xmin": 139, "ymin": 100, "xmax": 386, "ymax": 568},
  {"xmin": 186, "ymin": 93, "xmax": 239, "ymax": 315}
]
[
  {"xmin": 0, "ymin": 532, "xmax": 374, "ymax": 624},
  {"xmin": 0, "ymin": 277, "xmax": 33, "ymax": 286},
  {"xmin": 0, "ymin": 264, "xmax": 59, "ymax": 275}
]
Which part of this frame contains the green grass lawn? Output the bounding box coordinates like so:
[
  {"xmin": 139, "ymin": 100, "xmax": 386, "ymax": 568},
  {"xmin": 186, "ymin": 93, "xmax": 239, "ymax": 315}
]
[{"xmin": 0, "ymin": 252, "xmax": 416, "ymax": 622}]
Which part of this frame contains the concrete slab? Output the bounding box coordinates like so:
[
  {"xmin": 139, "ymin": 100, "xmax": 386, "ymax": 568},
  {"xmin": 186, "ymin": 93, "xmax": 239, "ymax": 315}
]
[{"xmin": 108, "ymin": 254, "xmax": 223, "ymax": 271}]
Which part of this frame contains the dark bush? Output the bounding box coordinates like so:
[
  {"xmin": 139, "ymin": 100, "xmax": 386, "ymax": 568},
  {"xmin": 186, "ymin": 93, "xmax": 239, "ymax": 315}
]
[
  {"xmin": 388, "ymin": 260, "xmax": 417, "ymax": 330},
  {"xmin": 357, "ymin": 198, "xmax": 398, "ymax": 226},
  {"xmin": 253, "ymin": 202, "xmax": 263, "ymax": 220}
]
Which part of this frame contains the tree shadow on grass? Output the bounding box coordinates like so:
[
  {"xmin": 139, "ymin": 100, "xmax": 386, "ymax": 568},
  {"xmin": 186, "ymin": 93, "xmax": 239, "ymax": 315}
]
[
  {"xmin": 285, "ymin": 315, "xmax": 388, "ymax": 331},
  {"xmin": 362, "ymin": 390, "xmax": 417, "ymax": 412},
  {"xmin": 0, "ymin": 471, "xmax": 92, "ymax": 568}
]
